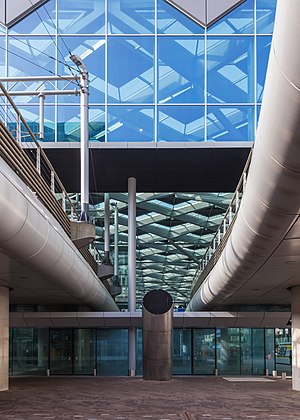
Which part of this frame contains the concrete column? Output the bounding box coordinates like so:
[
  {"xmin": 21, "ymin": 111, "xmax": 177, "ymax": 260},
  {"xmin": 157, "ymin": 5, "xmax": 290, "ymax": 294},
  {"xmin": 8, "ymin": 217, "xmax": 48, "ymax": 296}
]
[
  {"xmin": 0, "ymin": 287, "xmax": 9, "ymax": 391},
  {"xmin": 292, "ymin": 286, "xmax": 300, "ymax": 391},
  {"xmin": 128, "ymin": 177, "xmax": 136, "ymax": 376}
]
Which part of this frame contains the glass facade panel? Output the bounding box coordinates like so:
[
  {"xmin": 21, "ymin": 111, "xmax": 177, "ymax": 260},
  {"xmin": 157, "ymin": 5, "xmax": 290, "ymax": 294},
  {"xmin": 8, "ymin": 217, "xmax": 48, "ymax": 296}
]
[
  {"xmin": 157, "ymin": 0, "xmax": 204, "ymax": 35},
  {"xmin": 173, "ymin": 329, "xmax": 192, "ymax": 374},
  {"xmin": 107, "ymin": 37, "xmax": 154, "ymax": 104},
  {"xmin": 207, "ymin": 37, "xmax": 254, "ymax": 104},
  {"xmin": 241, "ymin": 328, "xmax": 252, "ymax": 375},
  {"xmin": 89, "ymin": 106, "xmax": 105, "ymax": 142},
  {"xmin": 256, "ymin": 0, "xmax": 277, "ymax": 34},
  {"xmin": 50, "ymin": 328, "xmax": 73, "ymax": 374},
  {"xmin": 73, "ymin": 329, "xmax": 96, "ymax": 375},
  {"xmin": 136, "ymin": 328, "xmax": 143, "ymax": 375},
  {"xmin": 257, "ymin": 36, "xmax": 272, "ymax": 102},
  {"xmin": 57, "ymin": 105, "xmax": 80, "ymax": 142},
  {"xmin": 208, "ymin": 0, "xmax": 254, "ymax": 34},
  {"xmin": 15, "ymin": 105, "xmax": 55, "ymax": 142},
  {"xmin": 9, "ymin": 0, "xmax": 56, "ymax": 35},
  {"xmin": 96, "ymin": 329, "xmax": 128, "ymax": 376},
  {"xmin": 265, "ymin": 328, "xmax": 275, "ymax": 373},
  {"xmin": 107, "ymin": 106, "xmax": 154, "ymax": 142},
  {"xmin": 158, "ymin": 106, "xmax": 204, "ymax": 142},
  {"xmin": 216, "ymin": 328, "xmax": 240, "ymax": 375},
  {"xmin": 10, "ymin": 328, "xmax": 49, "ymax": 376},
  {"xmin": 58, "ymin": 37, "xmax": 105, "ymax": 104},
  {"xmin": 193, "ymin": 329, "xmax": 215, "ymax": 375},
  {"xmin": 158, "ymin": 37, "xmax": 204, "ymax": 104},
  {"xmin": 207, "ymin": 106, "xmax": 254, "ymax": 141},
  {"xmin": 275, "ymin": 328, "xmax": 292, "ymax": 376},
  {"xmin": 252, "ymin": 329, "xmax": 264, "ymax": 374},
  {"xmin": 108, "ymin": 0, "xmax": 155, "ymax": 34},
  {"xmin": 7, "ymin": 37, "xmax": 55, "ymax": 77},
  {"xmin": 58, "ymin": 0, "xmax": 105, "ymax": 34}
]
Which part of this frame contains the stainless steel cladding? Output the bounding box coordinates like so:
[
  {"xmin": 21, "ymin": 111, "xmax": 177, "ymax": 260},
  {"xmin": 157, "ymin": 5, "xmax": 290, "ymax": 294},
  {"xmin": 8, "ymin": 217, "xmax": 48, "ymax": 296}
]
[{"xmin": 142, "ymin": 289, "xmax": 173, "ymax": 381}]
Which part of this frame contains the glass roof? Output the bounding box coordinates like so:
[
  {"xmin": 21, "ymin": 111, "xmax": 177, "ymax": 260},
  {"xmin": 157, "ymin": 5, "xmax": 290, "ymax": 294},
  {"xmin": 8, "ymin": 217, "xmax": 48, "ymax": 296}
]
[{"xmin": 87, "ymin": 192, "xmax": 233, "ymax": 308}]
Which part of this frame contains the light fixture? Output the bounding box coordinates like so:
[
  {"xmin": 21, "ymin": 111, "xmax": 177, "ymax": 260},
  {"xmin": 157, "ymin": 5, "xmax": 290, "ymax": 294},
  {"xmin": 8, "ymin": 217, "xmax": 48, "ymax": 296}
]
[{"xmin": 70, "ymin": 54, "xmax": 86, "ymax": 71}]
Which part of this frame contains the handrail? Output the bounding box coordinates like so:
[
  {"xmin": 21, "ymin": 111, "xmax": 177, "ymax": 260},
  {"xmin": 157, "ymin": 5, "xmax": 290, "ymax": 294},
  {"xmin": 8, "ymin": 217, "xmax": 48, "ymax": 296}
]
[
  {"xmin": 190, "ymin": 148, "xmax": 253, "ymax": 297},
  {"xmin": 0, "ymin": 80, "xmax": 78, "ymax": 220}
]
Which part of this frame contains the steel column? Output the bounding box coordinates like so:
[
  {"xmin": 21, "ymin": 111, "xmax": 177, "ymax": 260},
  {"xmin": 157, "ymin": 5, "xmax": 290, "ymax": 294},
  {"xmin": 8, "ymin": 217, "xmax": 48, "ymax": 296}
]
[{"xmin": 128, "ymin": 177, "xmax": 136, "ymax": 376}]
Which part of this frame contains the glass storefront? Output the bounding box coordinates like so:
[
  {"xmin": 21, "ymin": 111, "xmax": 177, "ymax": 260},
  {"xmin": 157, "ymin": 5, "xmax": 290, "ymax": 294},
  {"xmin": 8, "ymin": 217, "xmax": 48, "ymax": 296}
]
[
  {"xmin": 9, "ymin": 327, "xmax": 290, "ymax": 377},
  {"xmin": 0, "ymin": 0, "xmax": 277, "ymax": 143}
]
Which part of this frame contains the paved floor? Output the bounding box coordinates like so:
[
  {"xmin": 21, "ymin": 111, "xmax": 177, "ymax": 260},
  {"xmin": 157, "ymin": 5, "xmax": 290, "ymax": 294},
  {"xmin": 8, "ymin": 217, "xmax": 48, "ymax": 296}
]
[{"xmin": 0, "ymin": 376, "xmax": 299, "ymax": 420}]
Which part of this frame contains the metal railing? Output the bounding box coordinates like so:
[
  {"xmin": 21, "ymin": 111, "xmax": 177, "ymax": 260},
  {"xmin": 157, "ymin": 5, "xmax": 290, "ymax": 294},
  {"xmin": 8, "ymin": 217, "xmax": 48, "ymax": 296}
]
[
  {"xmin": 0, "ymin": 81, "xmax": 79, "ymax": 235},
  {"xmin": 190, "ymin": 149, "xmax": 253, "ymax": 298}
]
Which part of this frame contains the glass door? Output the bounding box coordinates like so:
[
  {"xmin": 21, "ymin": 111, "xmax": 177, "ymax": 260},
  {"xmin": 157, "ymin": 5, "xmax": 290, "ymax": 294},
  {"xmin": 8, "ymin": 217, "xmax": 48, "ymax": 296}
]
[
  {"xmin": 74, "ymin": 329, "xmax": 96, "ymax": 375},
  {"xmin": 193, "ymin": 329, "xmax": 215, "ymax": 375},
  {"xmin": 50, "ymin": 329, "xmax": 73, "ymax": 375}
]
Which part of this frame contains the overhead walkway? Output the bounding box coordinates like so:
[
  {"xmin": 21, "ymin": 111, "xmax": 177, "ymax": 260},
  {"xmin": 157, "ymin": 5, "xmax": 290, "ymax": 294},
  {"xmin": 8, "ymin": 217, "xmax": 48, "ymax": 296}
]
[{"xmin": 0, "ymin": 82, "xmax": 118, "ymax": 312}]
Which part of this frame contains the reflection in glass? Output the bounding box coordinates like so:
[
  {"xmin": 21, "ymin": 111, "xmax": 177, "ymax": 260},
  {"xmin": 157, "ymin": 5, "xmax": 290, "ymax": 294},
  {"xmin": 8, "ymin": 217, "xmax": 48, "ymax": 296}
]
[
  {"xmin": 97, "ymin": 329, "xmax": 128, "ymax": 376},
  {"xmin": 58, "ymin": 0, "xmax": 105, "ymax": 34},
  {"xmin": 173, "ymin": 329, "xmax": 192, "ymax": 374},
  {"xmin": 8, "ymin": 36, "xmax": 55, "ymax": 77},
  {"xmin": 108, "ymin": 0, "xmax": 155, "ymax": 34},
  {"xmin": 256, "ymin": 0, "xmax": 277, "ymax": 34},
  {"xmin": 136, "ymin": 328, "xmax": 143, "ymax": 375},
  {"xmin": 9, "ymin": 0, "xmax": 56, "ymax": 35},
  {"xmin": 257, "ymin": 36, "xmax": 272, "ymax": 102},
  {"xmin": 11, "ymin": 328, "xmax": 49, "ymax": 376},
  {"xmin": 275, "ymin": 328, "xmax": 291, "ymax": 376},
  {"xmin": 265, "ymin": 328, "xmax": 275, "ymax": 373},
  {"xmin": 157, "ymin": 0, "xmax": 204, "ymax": 35},
  {"xmin": 241, "ymin": 328, "xmax": 252, "ymax": 374},
  {"xmin": 108, "ymin": 106, "xmax": 154, "ymax": 142},
  {"xmin": 208, "ymin": 0, "xmax": 254, "ymax": 34},
  {"xmin": 50, "ymin": 328, "xmax": 73, "ymax": 374},
  {"xmin": 57, "ymin": 105, "xmax": 80, "ymax": 142},
  {"xmin": 89, "ymin": 106, "xmax": 105, "ymax": 142},
  {"xmin": 58, "ymin": 37, "xmax": 106, "ymax": 104},
  {"xmin": 14, "ymin": 105, "xmax": 55, "ymax": 142},
  {"xmin": 216, "ymin": 328, "xmax": 240, "ymax": 375},
  {"xmin": 108, "ymin": 37, "xmax": 154, "ymax": 103},
  {"xmin": 252, "ymin": 329, "xmax": 264, "ymax": 374},
  {"xmin": 74, "ymin": 329, "xmax": 96, "ymax": 375},
  {"xmin": 158, "ymin": 106, "xmax": 204, "ymax": 142},
  {"xmin": 207, "ymin": 106, "xmax": 254, "ymax": 141},
  {"xmin": 193, "ymin": 329, "xmax": 215, "ymax": 374},
  {"xmin": 207, "ymin": 37, "xmax": 254, "ymax": 104},
  {"xmin": 158, "ymin": 37, "xmax": 204, "ymax": 104}
]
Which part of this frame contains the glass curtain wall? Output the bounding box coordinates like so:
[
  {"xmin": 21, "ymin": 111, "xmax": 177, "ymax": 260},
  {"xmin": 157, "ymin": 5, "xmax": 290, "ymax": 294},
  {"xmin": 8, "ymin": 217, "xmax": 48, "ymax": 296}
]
[
  {"xmin": 1, "ymin": 0, "xmax": 277, "ymax": 143},
  {"xmin": 10, "ymin": 327, "xmax": 289, "ymax": 376}
]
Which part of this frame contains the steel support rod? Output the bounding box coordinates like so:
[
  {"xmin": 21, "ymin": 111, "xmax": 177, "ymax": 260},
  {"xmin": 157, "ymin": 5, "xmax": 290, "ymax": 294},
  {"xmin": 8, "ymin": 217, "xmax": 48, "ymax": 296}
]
[
  {"xmin": 104, "ymin": 193, "xmax": 110, "ymax": 254},
  {"xmin": 80, "ymin": 70, "xmax": 89, "ymax": 221},
  {"xmin": 0, "ymin": 89, "xmax": 79, "ymax": 97},
  {"xmin": 1, "ymin": 76, "xmax": 78, "ymax": 82},
  {"xmin": 38, "ymin": 93, "xmax": 45, "ymax": 140},
  {"xmin": 128, "ymin": 177, "xmax": 136, "ymax": 377},
  {"xmin": 114, "ymin": 205, "xmax": 119, "ymax": 277}
]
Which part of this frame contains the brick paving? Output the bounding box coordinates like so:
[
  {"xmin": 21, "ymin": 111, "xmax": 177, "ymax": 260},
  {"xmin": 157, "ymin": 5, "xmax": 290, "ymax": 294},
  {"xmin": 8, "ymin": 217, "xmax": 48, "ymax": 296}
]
[{"xmin": 0, "ymin": 376, "xmax": 299, "ymax": 420}]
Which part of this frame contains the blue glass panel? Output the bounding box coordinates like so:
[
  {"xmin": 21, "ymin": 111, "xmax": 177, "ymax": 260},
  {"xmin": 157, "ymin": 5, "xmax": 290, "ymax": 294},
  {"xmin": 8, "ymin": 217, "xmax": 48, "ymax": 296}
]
[
  {"xmin": 108, "ymin": 37, "xmax": 154, "ymax": 103},
  {"xmin": 107, "ymin": 105, "xmax": 154, "ymax": 142},
  {"xmin": 208, "ymin": 0, "xmax": 254, "ymax": 34},
  {"xmin": 58, "ymin": 36, "xmax": 105, "ymax": 104},
  {"xmin": 157, "ymin": 0, "xmax": 204, "ymax": 34},
  {"xmin": 89, "ymin": 106, "xmax": 105, "ymax": 142},
  {"xmin": 0, "ymin": 36, "xmax": 5, "ymax": 77},
  {"xmin": 158, "ymin": 37, "xmax": 204, "ymax": 104},
  {"xmin": 257, "ymin": 36, "xmax": 272, "ymax": 102},
  {"xmin": 257, "ymin": 105, "xmax": 261, "ymax": 126},
  {"xmin": 8, "ymin": 36, "xmax": 55, "ymax": 77},
  {"xmin": 216, "ymin": 328, "xmax": 241, "ymax": 375},
  {"xmin": 21, "ymin": 105, "xmax": 55, "ymax": 142},
  {"xmin": 173, "ymin": 329, "xmax": 192, "ymax": 374},
  {"xmin": 108, "ymin": 0, "xmax": 154, "ymax": 34},
  {"xmin": 207, "ymin": 106, "xmax": 254, "ymax": 141},
  {"xmin": 96, "ymin": 329, "xmax": 128, "ymax": 376},
  {"xmin": 207, "ymin": 37, "xmax": 254, "ymax": 104},
  {"xmin": 9, "ymin": 0, "xmax": 56, "ymax": 35},
  {"xmin": 58, "ymin": 0, "xmax": 105, "ymax": 34},
  {"xmin": 158, "ymin": 106, "xmax": 204, "ymax": 142},
  {"xmin": 256, "ymin": 0, "xmax": 277, "ymax": 34},
  {"xmin": 57, "ymin": 105, "xmax": 80, "ymax": 142}
]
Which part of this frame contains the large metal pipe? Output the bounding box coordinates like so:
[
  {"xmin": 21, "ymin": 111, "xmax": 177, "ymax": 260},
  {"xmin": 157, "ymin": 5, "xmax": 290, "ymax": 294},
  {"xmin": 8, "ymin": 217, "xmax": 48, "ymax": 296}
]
[
  {"xmin": 143, "ymin": 289, "xmax": 173, "ymax": 381},
  {"xmin": 128, "ymin": 177, "xmax": 136, "ymax": 376}
]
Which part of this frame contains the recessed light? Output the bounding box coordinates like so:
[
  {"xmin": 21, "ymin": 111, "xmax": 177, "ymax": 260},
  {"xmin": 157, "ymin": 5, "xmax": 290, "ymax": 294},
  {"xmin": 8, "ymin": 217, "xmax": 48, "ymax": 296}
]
[{"xmin": 285, "ymin": 260, "xmax": 296, "ymax": 264}]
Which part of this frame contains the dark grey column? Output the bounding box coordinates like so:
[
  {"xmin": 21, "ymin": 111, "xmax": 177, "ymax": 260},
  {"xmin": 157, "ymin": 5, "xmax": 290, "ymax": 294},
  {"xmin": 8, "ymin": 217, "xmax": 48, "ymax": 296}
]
[{"xmin": 143, "ymin": 289, "xmax": 173, "ymax": 381}]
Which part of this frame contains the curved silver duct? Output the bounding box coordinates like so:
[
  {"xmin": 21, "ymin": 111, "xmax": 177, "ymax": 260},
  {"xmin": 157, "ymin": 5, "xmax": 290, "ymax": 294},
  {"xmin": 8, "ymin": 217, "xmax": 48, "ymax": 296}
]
[
  {"xmin": 188, "ymin": 0, "xmax": 300, "ymax": 310},
  {"xmin": 0, "ymin": 157, "xmax": 119, "ymax": 311}
]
